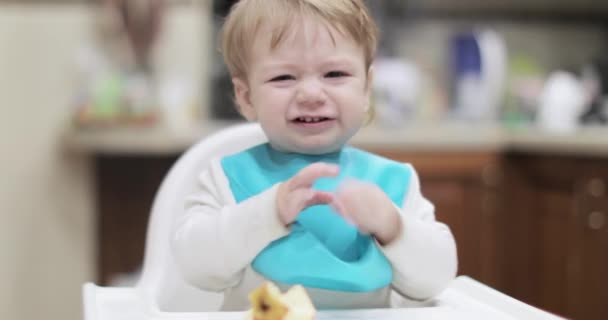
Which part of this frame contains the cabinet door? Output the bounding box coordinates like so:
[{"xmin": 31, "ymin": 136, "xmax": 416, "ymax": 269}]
[
  {"xmin": 97, "ymin": 155, "xmax": 177, "ymax": 285},
  {"xmin": 533, "ymin": 185, "xmax": 576, "ymax": 316},
  {"xmin": 477, "ymin": 162, "xmax": 504, "ymax": 290},
  {"xmin": 505, "ymin": 154, "xmax": 608, "ymax": 320},
  {"xmin": 572, "ymin": 176, "xmax": 608, "ymax": 320},
  {"xmin": 505, "ymin": 155, "xmax": 583, "ymax": 318}
]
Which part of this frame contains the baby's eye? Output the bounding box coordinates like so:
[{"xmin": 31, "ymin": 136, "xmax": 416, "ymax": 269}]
[
  {"xmin": 325, "ymin": 71, "xmax": 348, "ymax": 78},
  {"xmin": 269, "ymin": 75, "xmax": 295, "ymax": 82}
]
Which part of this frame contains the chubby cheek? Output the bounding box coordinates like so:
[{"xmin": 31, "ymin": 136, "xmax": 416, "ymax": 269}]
[
  {"xmin": 253, "ymin": 88, "xmax": 291, "ymax": 112},
  {"xmin": 339, "ymin": 96, "xmax": 368, "ymax": 125},
  {"xmin": 257, "ymin": 104, "xmax": 289, "ymax": 127},
  {"xmin": 335, "ymin": 83, "xmax": 369, "ymax": 108}
]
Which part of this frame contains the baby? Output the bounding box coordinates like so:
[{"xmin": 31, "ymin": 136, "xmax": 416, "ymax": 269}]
[{"xmin": 172, "ymin": 0, "xmax": 457, "ymax": 311}]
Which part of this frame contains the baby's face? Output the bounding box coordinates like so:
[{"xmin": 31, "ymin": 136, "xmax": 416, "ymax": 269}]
[{"xmin": 233, "ymin": 19, "xmax": 371, "ymax": 154}]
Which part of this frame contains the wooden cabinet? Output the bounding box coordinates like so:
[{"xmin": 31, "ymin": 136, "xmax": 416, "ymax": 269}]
[
  {"xmin": 96, "ymin": 155, "xmax": 177, "ymax": 285},
  {"xmin": 502, "ymin": 153, "xmax": 608, "ymax": 320},
  {"xmin": 574, "ymin": 176, "xmax": 608, "ymax": 320}
]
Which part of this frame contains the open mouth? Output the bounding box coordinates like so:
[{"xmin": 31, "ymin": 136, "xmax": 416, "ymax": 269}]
[{"xmin": 292, "ymin": 117, "xmax": 332, "ymax": 123}]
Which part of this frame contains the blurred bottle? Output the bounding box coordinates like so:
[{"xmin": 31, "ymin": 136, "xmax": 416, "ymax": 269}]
[
  {"xmin": 450, "ymin": 29, "xmax": 507, "ymax": 123},
  {"xmin": 477, "ymin": 29, "xmax": 508, "ymax": 122},
  {"xmin": 450, "ymin": 32, "xmax": 482, "ymax": 121}
]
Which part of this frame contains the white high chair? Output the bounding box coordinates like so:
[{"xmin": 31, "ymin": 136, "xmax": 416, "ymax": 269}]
[{"xmin": 82, "ymin": 123, "xmax": 564, "ymax": 320}]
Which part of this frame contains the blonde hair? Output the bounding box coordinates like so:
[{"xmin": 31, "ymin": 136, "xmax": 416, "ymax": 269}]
[{"xmin": 221, "ymin": 0, "xmax": 378, "ymax": 80}]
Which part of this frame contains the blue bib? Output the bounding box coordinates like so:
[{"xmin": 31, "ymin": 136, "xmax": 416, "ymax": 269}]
[{"xmin": 221, "ymin": 144, "xmax": 412, "ymax": 292}]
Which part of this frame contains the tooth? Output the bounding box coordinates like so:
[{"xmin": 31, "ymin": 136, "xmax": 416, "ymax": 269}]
[{"xmin": 305, "ymin": 117, "xmax": 312, "ymax": 122}]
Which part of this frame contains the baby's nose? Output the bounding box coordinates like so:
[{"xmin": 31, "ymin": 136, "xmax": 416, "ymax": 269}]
[{"xmin": 296, "ymin": 78, "xmax": 326, "ymax": 106}]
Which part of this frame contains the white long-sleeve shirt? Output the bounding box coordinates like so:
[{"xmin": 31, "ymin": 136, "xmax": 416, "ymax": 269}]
[{"xmin": 171, "ymin": 154, "xmax": 457, "ymax": 311}]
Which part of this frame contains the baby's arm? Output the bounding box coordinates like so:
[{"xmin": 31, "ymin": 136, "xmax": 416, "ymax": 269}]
[
  {"xmin": 381, "ymin": 165, "xmax": 458, "ymax": 300},
  {"xmin": 171, "ymin": 159, "xmax": 289, "ymax": 292},
  {"xmin": 327, "ymin": 163, "xmax": 457, "ymax": 299}
]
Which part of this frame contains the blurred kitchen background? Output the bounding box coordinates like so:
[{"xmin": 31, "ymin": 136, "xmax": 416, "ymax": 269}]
[{"xmin": 2, "ymin": 0, "xmax": 608, "ymax": 320}]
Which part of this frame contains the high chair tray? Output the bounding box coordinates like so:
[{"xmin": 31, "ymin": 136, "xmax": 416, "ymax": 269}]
[{"xmin": 84, "ymin": 276, "xmax": 564, "ymax": 320}]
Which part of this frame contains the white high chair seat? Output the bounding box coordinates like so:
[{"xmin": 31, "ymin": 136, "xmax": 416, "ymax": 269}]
[{"xmin": 82, "ymin": 123, "xmax": 564, "ymax": 320}]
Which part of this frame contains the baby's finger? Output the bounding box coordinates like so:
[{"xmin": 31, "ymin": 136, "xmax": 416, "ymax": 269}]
[
  {"xmin": 286, "ymin": 190, "xmax": 334, "ymax": 222},
  {"xmin": 290, "ymin": 162, "xmax": 339, "ymax": 189},
  {"xmin": 306, "ymin": 190, "xmax": 334, "ymax": 207},
  {"xmin": 335, "ymin": 181, "xmax": 363, "ymax": 209},
  {"xmin": 330, "ymin": 198, "xmax": 356, "ymax": 226}
]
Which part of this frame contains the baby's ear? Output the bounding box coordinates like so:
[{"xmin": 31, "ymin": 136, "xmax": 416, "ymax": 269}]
[{"xmin": 232, "ymin": 78, "xmax": 257, "ymax": 121}]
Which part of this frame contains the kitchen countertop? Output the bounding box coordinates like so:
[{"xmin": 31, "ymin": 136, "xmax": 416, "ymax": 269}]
[{"xmin": 63, "ymin": 120, "xmax": 608, "ymax": 157}]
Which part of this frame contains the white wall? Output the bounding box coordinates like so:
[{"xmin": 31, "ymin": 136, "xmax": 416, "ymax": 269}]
[
  {"xmin": 0, "ymin": 3, "xmax": 210, "ymax": 320},
  {"xmin": 0, "ymin": 4, "xmax": 96, "ymax": 320}
]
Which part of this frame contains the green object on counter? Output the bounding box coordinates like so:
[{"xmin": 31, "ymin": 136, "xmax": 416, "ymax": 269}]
[
  {"xmin": 502, "ymin": 54, "xmax": 546, "ymax": 127},
  {"xmin": 92, "ymin": 73, "xmax": 124, "ymax": 118},
  {"xmin": 502, "ymin": 110, "xmax": 529, "ymax": 130}
]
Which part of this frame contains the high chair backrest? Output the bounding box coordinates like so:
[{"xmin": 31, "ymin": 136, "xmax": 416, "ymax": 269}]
[{"xmin": 135, "ymin": 122, "xmax": 268, "ymax": 312}]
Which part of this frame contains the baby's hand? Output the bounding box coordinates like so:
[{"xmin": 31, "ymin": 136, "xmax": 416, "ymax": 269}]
[
  {"xmin": 332, "ymin": 180, "xmax": 402, "ymax": 245},
  {"xmin": 276, "ymin": 163, "xmax": 339, "ymax": 226}
]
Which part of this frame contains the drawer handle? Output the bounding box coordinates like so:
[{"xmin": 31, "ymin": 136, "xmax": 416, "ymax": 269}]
[{"xmin": 588, "ymin": 211, "xmax": 606, "ymax": 230}]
